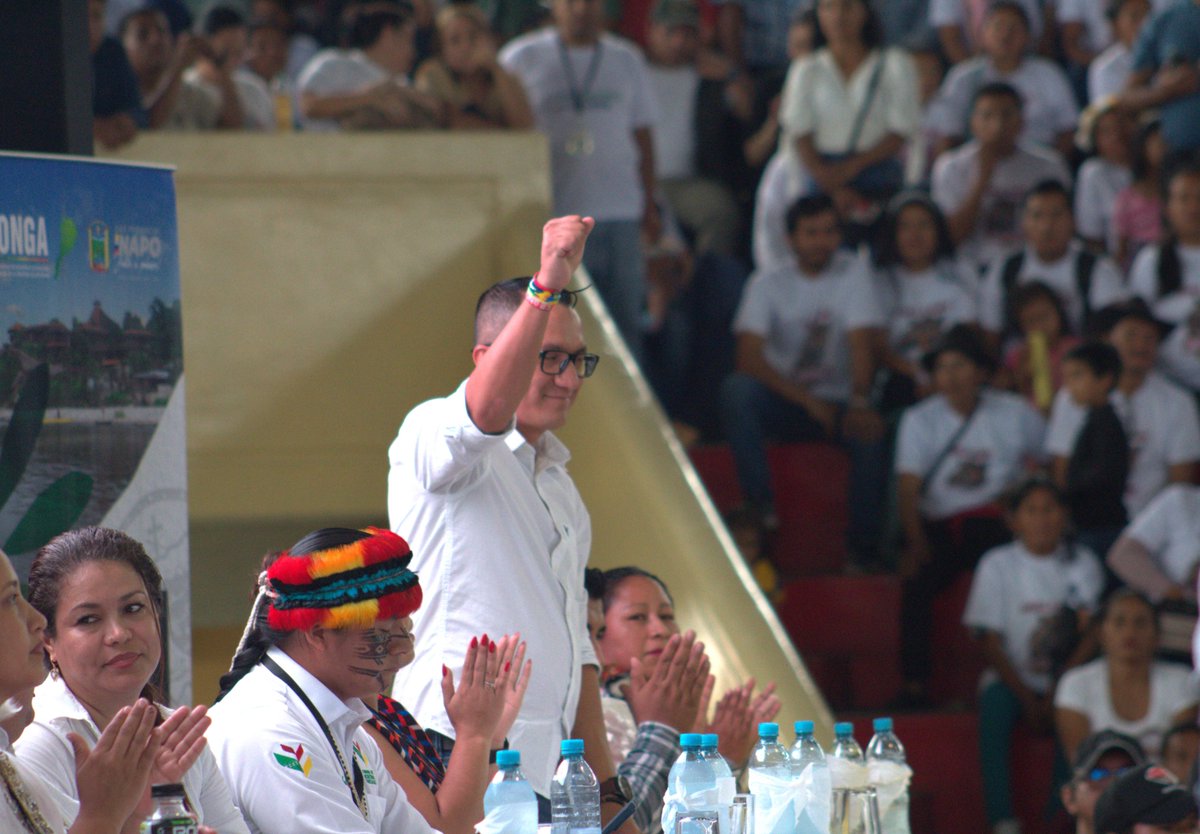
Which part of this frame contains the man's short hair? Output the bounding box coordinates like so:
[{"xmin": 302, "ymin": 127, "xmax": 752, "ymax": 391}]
[
  {"xmin": 584, "ymin": 567, "xmax": 606, "ymax": 601},
  {"xmin": 347, "ymin": 5, "xmax": 411, "ymax": 49},
  {"xmin": 785, "ymin": 194, "xmax": 838, "ymax": 234},
  {"xmin": 971, "ymin": 81, "xmax": 1023, "ymax": 113},
  {"xmin": 1064, "ymin": 340, "xmax": 1123, "ymax": 382},
  {"xmin": 473, "ymin": 277, "xmax": 579, "ymax": 345},
  {"xmin": 199, "ymin": 4, "xmax": 246, "ymax": 36},
  {"xmin": 1023, "ymin": 178, "xmax": 1073, "ymax": 210}
]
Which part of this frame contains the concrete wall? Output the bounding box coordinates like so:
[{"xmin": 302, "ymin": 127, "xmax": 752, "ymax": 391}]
[{"xmin": 109, "ymin": 132, "xmax": 833, "ymax": 736}]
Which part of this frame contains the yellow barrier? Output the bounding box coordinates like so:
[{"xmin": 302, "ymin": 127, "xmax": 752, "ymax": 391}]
[{"xmin": 109, "ymin": 133, "xmax": 833, "ymax": 739}]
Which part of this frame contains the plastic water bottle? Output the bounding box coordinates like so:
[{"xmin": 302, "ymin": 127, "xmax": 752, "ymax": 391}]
[
  {"xmin": 829, "ymin": 723, "xmax": 868, "ymax": 834},
  {"xmin": 866, "ymin": 718, "xmax": 911, "ymax": 834},
  {"xmin": 552, "ymin": 739, "xmax": 601, "ymax": 834},
  {"xmin": 789, "ymin": 721, "xmax": 830, "ymax": 834},
  {"xmin": 485, "ymin": 750, "xmax": 538, "ymax": 834},
  {"xmin": 701, "ymin": 733, "xmax": 737, "ymax": 804},
  {"xmin": 749, "ymin": 722, "xmax": 794, "ymax": 834},
  {"xmin": 141, "ymin": 783, "xmax": 197, "ymax": 833},
  {"xmin": 664, "ymin": 733, "xmax": 719, "ymax": 834}
]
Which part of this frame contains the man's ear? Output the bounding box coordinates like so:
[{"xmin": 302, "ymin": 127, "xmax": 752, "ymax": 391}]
[
  {"xmin": 471, "ymin": 344, "xmax": 488, "ymax": 367},
  {"xmin": 1061, "ymin": 783, "xmax": 1078, "ymax": 816}
]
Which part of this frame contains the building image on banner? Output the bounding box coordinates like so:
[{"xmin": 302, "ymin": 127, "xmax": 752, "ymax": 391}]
[{"xmin": 0, "ymin": 152, "xmax": 191, "ymax": 702}]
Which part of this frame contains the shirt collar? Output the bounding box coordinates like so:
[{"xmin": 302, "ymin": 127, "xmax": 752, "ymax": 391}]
[
  {"xmin": 505, "ymin": 427, "xmax": 571, "ymax": 469},
  {"xmin": 265, "ymin": 646, "xmax": 371, "ymax": 729},
  {"xmin": 32, "ymin": 675, "xmax": 94, "ymax": 727}
]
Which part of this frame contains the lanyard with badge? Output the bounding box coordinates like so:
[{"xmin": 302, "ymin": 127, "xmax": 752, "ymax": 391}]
[
  {"xmin": 557, "ymin": 37, "xmax": 603, "ymax": 157},
  {"xmin": 263, "ymin": 656, "xmax": 369, "ymax": 820}
]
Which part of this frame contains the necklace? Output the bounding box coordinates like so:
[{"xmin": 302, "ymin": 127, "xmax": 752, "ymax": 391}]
[{"xmin": 0, "ymin": 753, "xmax": 55, "ymax": 834}]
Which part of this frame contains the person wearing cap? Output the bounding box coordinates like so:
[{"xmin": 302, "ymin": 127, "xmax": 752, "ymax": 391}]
[
  {"xmin": 207, "ymin": 527, "xmax": 437, "ymax": 834},
  {"xmin": 388, "ymin": 217, "xmax": 635, "ymax": 825},
  {"xmin": 643, "ymin": 0, "xmax": 745, "ymax": 258},
  {"xmin": 1044, "ymin": 299, "xmax": 1200, "ymax": 519},
  {"xmin": 894, "ymin": 323, "xmax": 1046, "ymax": 704},
  {"xmin": 1063, "ymin": 730, "xmax": 1148, "ymax": 834},
  {"xmin": 1095, "ymin": 762, "xmax": 1199, "ymax": 834}
]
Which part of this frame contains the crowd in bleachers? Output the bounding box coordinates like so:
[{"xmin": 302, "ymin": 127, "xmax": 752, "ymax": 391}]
[{"xmin": 78, "ymin": 0, "xmax": 1200, "ymax": 831}]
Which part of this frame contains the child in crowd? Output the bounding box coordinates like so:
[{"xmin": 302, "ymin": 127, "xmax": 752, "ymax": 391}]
[
  {"xmin": 1130, "ymin": 162, "xmax": 1200, "ymax": 392},
  {"xmin": 1001, "ymin": 282, "xmax": 1080, "ymax": 413},
  {"xmin": 963, "ymin": 478, "xmax": 1105, "ymax": 834},
  {"xmin": 1160, "ymin": 723, "xmax": 1200, "ymax": 782},
  {"xmin": 1113, "ymin": 119, "xmax": 1165, "ymax": 272},
  {"xmin": 872, "ymin": 192, "xmax": 978, "ymax": 411},
  {"xmin": 1074, "ymin": 99, "xmax": 1132, "ymax": 253},
  {"xmin": 980, "ymin": 180, "xmax": 1126, "ymax": 343},
  {"xmin": 1088, "ymin": 0, "xmax": 1152, "ymax": 102},
  {"xmin": 1059, "ymin": 341, "xmax": 1129, "ymax": 558},
  {"xmin": 932, "ymin": 83, "xmax": 1070, "ymax": 270}
]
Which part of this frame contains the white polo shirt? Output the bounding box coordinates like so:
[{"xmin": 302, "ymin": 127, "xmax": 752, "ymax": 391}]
[
  {"xmin": 16, "ymin": 674, "xmax": 249, "ymax": 833},
  {"xmin": 208, "ymin": 648, "xmax": 435, "ymax": 834},
  {"xmin": 895, "ymin": 388, "xmax": 1046, "ymax": 520},
  {"xmin": 387, "ymin": 380, "xmax": 597, "ymax": 797},
  {"xmin": 1044, "ymin": 374, "xmax": 1200, "ymax": 516}
]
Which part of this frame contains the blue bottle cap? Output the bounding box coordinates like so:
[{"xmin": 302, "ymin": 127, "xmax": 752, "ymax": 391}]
[
  {"xmin": 561, "ymin": 738, "xmax": 585, "ymax": 756},
  {"xmin": 497, "ymin": 750, "xmax": 521, "ymax": 767},
  {"xmin": 758, "ymin": 722, "xmax": 779, "ymax": 739},
  {"xmin": 834, "ymin": 722, "xmax": 854, "ymax": 737},
  {"xmin": 794, "ymin": 720, "xmax": 815, "ymax": 734},
  {"xmin": 680, "ymin": 733, "xmax": 703, "ymax": 749},
  {"xmin": 701, "ymin": 734, "xmax": 719, "ymax": 749},
  {"xmin": 873, "ymin": 717, "xmax": 893, "ymax": 732}
]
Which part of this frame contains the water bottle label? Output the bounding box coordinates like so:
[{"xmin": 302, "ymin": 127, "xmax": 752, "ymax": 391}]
[{"xmin": 140, "ymin": 819, "xmax": 198, "ymax": 834}]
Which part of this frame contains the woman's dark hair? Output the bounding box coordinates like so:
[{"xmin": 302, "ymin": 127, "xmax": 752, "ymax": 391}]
[
  {"xmin": 29, "ymin": 527, "xmax": 166, "ymax": 701},
  {"xmin": 1006, "ymin": 476, "xmax": 1066, "ymax": 514},
  {"xmin": 811, "ymin": 0, "xmax": 883, "ymax": 50},
  {"xmin": 600, "ymin": 567, "xmax": 674, "ymax": 611},
  {"xmin": 217, "ymin": 527, "xmax": 372, "ymax": 700},
  {"xmin": 1156, "ymin": 161, "xmax": 1200, "ymax": 298},
  {"xmin": 1008, "ymin": 279, "xmax": 1072, "ymax": 337},
  {"xmin": 584, "ymin": 567, "xmax": 606, "ymax": 602},
  {"xmin": 1096, "ymin": 586, "xmax": 1159, "ymax": 635},
  {"xmin": 873, "ymin": 193, "xmax": 955, "ymax": 268},
  {"xmin": 1129, "ymin": 118, "xmax": 1163, "ymax": 182}
]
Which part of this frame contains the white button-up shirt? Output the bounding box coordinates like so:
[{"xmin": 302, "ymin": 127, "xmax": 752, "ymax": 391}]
[
  {"xmin": 16, "ymin": 675, "xmax": 248, "ymax": 833},
  {"xmin": 207, "ymin": 648, "xmax": 434, "ymax": 834},
  {"xmin": 388, "ymin": 380, "xmax": 597, "ymax": 797}
]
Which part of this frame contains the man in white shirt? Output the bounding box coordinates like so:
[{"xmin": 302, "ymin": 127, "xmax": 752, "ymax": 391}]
[
  {"xmin": 720, "ymin": 194, "xmax": 888, "ymax": 565},
  {"xmin": 388, "ymin": 217, "xmax": 634, "ymax": 822},
  {"xmin": 979, "ymin": 179, "xmax": 1127, "ymax": 339},
  {"xmin": 297, "ymin": 5, "xmax": 443, "ymax": 131},
  {"xmin": 929, "ymin": 0, "xmax": 1045, "ymax": 65},
  {"xmin": 1045, "ymin": 301, "xmax": 1200, "ymax": 518},
  {"xmin": 1089, "ymin": 0, "xmax": 1152, "ymax": 103},
  {"xmin": 932, "ymin": 81, "xmax": 1071, "ymax": 269},
  {"xmin": 644, "ymin": 0, "xmax": 743, "ymax": 257},
  {"xmin": 500, "ymin": 0, "xmax": 660, "ymax": 358}
]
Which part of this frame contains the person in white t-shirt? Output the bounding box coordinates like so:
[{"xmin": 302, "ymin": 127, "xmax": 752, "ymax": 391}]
[
  {"xmin": 721, "ymin": 194, "xmax": 888, "ymax": 565},
  {"xmin": 1108, "ymin": 484, "xmax": 1200, "ymax": 602},
  {"xmin": 1130, "ymin": 164, "xmax": 1200, "ymax": 391},
  {"xmin": 871, "ymin": 191, "xmax": 978, "ymax": 410},
  {"xmin": 931, "ymin": 82, "xmax": 1071, "ymax": 270},
  {"xmin": 500, "ymin": 0, "xmax": 660, "ymax": 358},
  {"xmin": 929, "ymin": 0, "xmax": 1045, "ymax": 66},
  {"xmin": 895, "ymin": 324, "xmax": 1045, "ymax": 703},
  {"xmin": 643, "ymin": 0, "xmax": 744, "ymax": 257},
  {"xmin": 927, "ymin": 2, "xmax": 1078, "ymax": 157},
  {"xmin": 1088, "ymin": 0, "xmax": 1153, "ymax": 104},
  {"xmin": 297, "ymin": 6, "xmax": 444, "ymax": 132},
  {"xmin": 964, "ymin": 479, "xmax": 1105, "ymax": 834},
  {"xmin": 1055, "ymin": 589, "xmax": 1200, "ymax": 762},
  {"xmin": 978, "ymin": 180, "xmax": 1127, "ymax": 340},
  {"xmin": 1074, "ymin": 100, "xmax": 1133, "ymax": 252},
  {"xmin": 1045, "ymin": 300, "xmax": 1200, "ymax": 518}
]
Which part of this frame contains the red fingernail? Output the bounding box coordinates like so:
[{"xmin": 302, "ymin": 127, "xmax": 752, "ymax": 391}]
[
  {"xmin": 505, "ymin": 661, "xmax": 511, "ymax": 672},
  {"xmin": 482, "ymin": 633, "xmax": 489, "ymax": 645},
  {"xmin": 470, "ymin": 637, "xmax": 478, "ymax": 648},
  {"xmin": 490, "ymin": 641, "xmax": 497, "ymax": 653},
  {"xmin": 442, "ymin": 665, "xmax": 449, "ymax": 676}
]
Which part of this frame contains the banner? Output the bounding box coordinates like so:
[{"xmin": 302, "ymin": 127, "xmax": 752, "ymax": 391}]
[{"xmin": 0, "ymin": 152, "xmax": 190, "ymax": 702}]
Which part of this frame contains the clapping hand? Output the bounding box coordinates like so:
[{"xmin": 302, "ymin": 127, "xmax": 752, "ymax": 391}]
[
  {"xmin": 442, "ymin": 634, "xmax": 512, "ymax": 745},
  {"xmin": 698, "ymin": 679, "xmax": 782, "ymax": 767},
  {"xmin": 621, "ymin": 631, "xmax": 710, "ymax": 732}
]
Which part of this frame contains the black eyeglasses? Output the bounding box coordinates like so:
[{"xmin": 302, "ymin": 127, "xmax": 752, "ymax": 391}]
[{"xmin": 538, "ymin": 349, "xmax": 600, "ymax": 378}]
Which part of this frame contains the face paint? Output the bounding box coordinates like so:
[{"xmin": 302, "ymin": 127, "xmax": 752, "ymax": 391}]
[{"xmin": 346, "ymin": 620, "xmax": 409, "ymax": 690}]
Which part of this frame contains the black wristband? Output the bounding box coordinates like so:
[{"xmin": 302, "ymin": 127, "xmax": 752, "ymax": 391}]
[{"xmin": 488, "ymin": 739, "xmax": 510, "ymax": 764}]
